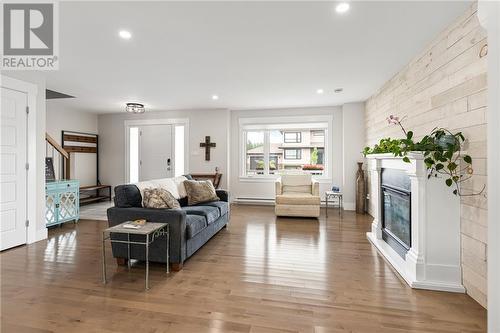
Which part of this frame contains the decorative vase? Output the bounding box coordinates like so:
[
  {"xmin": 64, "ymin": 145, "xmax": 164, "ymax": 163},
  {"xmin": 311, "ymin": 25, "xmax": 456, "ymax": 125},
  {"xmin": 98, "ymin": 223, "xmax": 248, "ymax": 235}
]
[{"xmin": 356, "ymin": 162, "xmax": 366, "ymax": 214}]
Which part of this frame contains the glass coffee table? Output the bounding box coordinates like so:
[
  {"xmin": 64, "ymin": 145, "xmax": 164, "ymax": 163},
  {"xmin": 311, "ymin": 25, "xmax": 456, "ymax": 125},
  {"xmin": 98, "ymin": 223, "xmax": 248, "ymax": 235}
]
[{"xmin": 102, "ymin": 221, "xmax": 169, "ymax": 290}]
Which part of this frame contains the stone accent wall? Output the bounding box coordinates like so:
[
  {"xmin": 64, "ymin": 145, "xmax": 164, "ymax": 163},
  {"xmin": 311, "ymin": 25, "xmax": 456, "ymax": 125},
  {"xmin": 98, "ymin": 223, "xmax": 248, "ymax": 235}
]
[{"xmin": 364, "ymin": 4, "xmax": 488, "ymax": 307}]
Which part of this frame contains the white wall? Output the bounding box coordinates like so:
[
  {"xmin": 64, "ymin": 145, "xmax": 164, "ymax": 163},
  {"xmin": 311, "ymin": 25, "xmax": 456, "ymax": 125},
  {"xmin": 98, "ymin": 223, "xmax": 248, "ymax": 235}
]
[
  {"xmin": 98, "ymin": 109, "xmax": 230, "ymax": 189},
  {"xmin": 46, "ymin": 102, "xmax": 98, "ymax": 186},
  {"xmin": 229, "ymin": 106, "xmax": 344, "ymax": 203},
  {"xmin": 341, "ymin": 102, "xmax": 365, "ymax": 210},
  {"xmin": 4, "ymin": 72, "xmax": 47, "ymax": 243}
]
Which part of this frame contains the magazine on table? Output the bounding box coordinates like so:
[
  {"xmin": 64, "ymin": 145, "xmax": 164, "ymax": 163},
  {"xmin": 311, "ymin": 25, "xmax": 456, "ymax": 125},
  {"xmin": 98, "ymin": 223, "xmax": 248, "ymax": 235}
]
[{"xmin": 122, "ymin": 220, "xmax": 146, "ymax": 229}]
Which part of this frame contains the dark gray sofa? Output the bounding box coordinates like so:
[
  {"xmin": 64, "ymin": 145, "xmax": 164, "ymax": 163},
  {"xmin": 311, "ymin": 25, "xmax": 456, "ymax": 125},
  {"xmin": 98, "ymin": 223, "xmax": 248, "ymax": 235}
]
[{"xmin": 106, "ymin": 179, "xmax": 229, "ymax": 271}]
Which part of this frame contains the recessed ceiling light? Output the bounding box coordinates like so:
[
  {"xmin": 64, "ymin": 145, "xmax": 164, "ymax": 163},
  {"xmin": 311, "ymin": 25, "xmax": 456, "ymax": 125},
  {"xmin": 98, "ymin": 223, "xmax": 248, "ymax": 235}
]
[
  {"xmin": 316, "ymin": 89, "xmax": 324, "ymax": 94},
  {"xmin": 334, "ymin": 88, "xmax": 343, "ymax": 93},
  {"xmin": 335, "ymin": 2, "xmax": 350, "ymax": 14},
  {"xmin": 119, "ymin": 30, "xmax": 132, "ymax": 39},
  {"xmin": 212, "ymin": 95, "xmax": 219, "ymax": 100}
]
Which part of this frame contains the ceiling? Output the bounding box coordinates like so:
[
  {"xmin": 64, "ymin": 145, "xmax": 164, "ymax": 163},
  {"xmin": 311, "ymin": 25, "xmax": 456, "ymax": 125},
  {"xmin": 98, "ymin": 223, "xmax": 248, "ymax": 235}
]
[{"xmin": 43, "ymin": 1, "xmax": 472, "ymax": 114}]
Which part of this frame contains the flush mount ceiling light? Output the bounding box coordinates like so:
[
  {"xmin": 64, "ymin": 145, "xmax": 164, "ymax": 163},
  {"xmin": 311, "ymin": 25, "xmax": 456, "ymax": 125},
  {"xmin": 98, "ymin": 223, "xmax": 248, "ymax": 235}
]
[
  {"xmin": 211, "ymin": 95, "xmax": 219, "ymax": 100},
  {"xmin": 334, "ymin": 88, "xmax": 344, "ymax": 93},
  {"xmin": 125, "ymin": 102, "xmax": 145, "ymax": 114},
  {"xmin": 335, "ymin": 2, "xmax": 350, "ymax": 14},
  {"xmin": 316, "ymin": 89, "xmax": 324, "ymax": 94},
  {"xmin": 119, "ymin": 30, "xmax": 132, "ymax": 39}
]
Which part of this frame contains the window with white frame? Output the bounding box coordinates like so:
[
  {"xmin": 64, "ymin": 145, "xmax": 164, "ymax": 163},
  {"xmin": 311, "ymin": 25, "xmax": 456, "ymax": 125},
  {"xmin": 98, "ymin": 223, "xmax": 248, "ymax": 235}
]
[{"xmin": 241, "ymin": 120, "xmax": 328, "ymax": 177}]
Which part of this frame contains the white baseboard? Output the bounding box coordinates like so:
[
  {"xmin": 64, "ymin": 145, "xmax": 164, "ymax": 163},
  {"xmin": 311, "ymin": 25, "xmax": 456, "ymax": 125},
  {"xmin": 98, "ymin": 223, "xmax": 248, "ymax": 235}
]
[
  {"xmin": 342, "ymin": 202, "xmax": 355, "ymax": 211},
  {"xmin": 32, "ymin": 228, "xmax": 48, "ymax": 244}
]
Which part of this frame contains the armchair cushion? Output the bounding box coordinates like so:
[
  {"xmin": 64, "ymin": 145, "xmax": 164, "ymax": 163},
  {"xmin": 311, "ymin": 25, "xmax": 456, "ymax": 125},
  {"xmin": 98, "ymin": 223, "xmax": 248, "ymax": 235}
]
[
  {"xmin": 276, "ymin": 193, "xmax": 320, "ymax": 205},
  {"xmin": 280, "ymin": 174, "xmax": 313, "ymax": 194},
  {"xmin": 282, "ymin": 184, "xmax": 312, "ymax": 194}
]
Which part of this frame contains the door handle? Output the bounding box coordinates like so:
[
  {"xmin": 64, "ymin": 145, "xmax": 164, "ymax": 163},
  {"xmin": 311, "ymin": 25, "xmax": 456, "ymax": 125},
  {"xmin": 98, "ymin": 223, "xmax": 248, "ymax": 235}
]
[{"xmin": 167, "ymin": 158, "xmax": 171, "ymax": 171}]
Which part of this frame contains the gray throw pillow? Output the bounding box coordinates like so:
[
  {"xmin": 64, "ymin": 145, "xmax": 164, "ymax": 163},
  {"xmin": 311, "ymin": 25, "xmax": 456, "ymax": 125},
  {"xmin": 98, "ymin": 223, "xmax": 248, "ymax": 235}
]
[
  {"xmin": 143, "ymin": 188, "xmax": 181, "ymax": 209},
  {"xmin": 184, "ymin": 180, "xmax": 219, "ymax": 205}
]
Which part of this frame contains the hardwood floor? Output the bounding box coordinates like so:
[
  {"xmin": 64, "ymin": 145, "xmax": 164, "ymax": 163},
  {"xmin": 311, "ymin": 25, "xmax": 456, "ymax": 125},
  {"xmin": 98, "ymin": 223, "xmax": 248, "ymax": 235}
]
[{"xmin": 1, "ymin": 205, "xmax": 486, "ymax": 332}]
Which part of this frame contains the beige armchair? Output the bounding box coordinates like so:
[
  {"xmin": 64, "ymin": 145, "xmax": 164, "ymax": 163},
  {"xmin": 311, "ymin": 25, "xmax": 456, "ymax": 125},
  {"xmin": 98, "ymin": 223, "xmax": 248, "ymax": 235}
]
[{"xmin": 275, "ymin": 174, "xmax": 320, "ymax": 218}]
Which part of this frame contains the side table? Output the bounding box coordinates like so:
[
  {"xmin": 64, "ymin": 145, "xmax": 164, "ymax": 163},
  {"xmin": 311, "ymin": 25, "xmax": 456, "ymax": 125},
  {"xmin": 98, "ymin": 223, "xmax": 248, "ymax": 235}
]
[
  {"xmin": 325, "ymin": 191, "xmax": 343, "ymax": 217},
  {"xmin": 102, "ymin": 222, "xmax": 169, "ymax": 290}
]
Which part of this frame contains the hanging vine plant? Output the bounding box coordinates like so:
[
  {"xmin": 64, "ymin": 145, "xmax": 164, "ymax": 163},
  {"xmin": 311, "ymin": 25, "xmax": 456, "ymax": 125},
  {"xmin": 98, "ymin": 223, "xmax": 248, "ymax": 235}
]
[{"xmin": 363, "ymin": 115, "xmax": 485, "ymax": 196}]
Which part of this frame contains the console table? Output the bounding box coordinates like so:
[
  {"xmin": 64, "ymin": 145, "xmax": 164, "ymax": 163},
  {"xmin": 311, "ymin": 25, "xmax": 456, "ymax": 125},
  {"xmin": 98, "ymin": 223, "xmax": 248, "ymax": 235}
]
[{"xmin": 45, "ymin": 180, "xmax": 80, "ymax": 227}]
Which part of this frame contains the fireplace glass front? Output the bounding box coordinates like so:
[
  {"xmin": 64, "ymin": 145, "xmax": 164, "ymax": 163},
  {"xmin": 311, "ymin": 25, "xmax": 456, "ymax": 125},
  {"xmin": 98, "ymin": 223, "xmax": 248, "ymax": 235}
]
[{"xmin": 381, "ymin": 169, "xmax": 411, "ymax": 259}]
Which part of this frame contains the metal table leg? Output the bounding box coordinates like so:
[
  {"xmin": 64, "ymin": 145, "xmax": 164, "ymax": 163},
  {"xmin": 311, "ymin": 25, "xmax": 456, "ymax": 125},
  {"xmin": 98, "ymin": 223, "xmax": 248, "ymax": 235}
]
[
  {"xmin": 340, "ymin": 195, "xmax": 343, "ymax": 216},
  {"xmin": 145, "ymin": 234, "xmax": 149, "ymax": 290},
  {"xmin": 325, "ymin": 195, "xmax": 328, "ymax": 217},
  {"xmin": 127, "ymin": 233, "xmax": 131, "ymax": 270},
  {"xmin": 166, "ymin": 225, "xmax": 170, "ymax": 274},
  {"xmin": 102, "ymin": 231, "xmax": 107, "ymax": 284}
]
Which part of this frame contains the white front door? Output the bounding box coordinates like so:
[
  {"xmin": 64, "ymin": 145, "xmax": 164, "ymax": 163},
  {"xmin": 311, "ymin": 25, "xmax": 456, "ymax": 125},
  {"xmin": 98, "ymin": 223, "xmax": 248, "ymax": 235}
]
[
  {"xmin": 139, "ymin": 124, "xmax": 173, "ymax": 181},
  {"xmin": 0, "ymin": 87, "xmax": 28, "ymax": 251}
]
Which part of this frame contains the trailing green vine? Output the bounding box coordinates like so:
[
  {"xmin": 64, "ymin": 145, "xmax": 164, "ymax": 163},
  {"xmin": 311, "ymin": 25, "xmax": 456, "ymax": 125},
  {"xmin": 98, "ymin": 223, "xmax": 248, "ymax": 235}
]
[{"xmin": 363, "ymin": 115, "xmax": 485, "ymax": 196}]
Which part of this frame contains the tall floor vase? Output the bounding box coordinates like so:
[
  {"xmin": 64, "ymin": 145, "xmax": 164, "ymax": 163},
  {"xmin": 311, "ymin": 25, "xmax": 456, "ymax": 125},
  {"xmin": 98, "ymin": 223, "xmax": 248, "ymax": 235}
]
[{"xmin": 355, "ymin": 162, "xmax": 366, "ymax": 214}]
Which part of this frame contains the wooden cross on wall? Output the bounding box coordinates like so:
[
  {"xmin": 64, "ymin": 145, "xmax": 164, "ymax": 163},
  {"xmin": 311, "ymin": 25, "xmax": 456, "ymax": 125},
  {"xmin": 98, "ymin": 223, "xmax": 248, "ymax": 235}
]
[{"xmin": 200, "ymin": 136, "xmax": 216, "ymax": 161}]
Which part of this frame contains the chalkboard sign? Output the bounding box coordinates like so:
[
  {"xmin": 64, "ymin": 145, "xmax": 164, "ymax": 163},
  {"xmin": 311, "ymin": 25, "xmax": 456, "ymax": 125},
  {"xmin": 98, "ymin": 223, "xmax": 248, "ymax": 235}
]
[{"xmin": 45, "ymin": 157, "xmax": 55, "ymax": 181}]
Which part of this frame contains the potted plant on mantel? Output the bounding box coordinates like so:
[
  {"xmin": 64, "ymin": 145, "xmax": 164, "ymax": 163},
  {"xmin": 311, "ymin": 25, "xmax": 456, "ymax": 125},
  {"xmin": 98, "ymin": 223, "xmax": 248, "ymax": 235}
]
[{"xmin": 363, "ymin": 115, "xmax": 485, "ymax": 196}]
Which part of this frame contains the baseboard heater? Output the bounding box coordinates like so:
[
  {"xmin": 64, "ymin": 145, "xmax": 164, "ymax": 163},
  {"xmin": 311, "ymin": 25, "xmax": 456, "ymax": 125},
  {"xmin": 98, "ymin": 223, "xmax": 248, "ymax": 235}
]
[
  {"xmin": 233, "ymin": 197, "xmax": 275, "ymax": 205},
  {"xmin": 234, "ymin": 197, "xmax": 342, "ymax": 207}
]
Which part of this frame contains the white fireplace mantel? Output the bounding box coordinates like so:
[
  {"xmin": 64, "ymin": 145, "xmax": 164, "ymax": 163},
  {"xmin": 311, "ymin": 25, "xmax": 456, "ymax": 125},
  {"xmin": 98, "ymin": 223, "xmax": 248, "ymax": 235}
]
[{"xmin": 366, "ymin": 153, "xmax": 464, "ymax": 293}]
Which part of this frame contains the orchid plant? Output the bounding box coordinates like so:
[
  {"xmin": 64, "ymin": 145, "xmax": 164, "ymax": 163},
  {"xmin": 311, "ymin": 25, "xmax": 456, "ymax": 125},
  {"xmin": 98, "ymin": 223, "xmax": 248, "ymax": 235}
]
[{"xmin": 363, "ymin": 115, "xmax": 484, "ymax": 196}]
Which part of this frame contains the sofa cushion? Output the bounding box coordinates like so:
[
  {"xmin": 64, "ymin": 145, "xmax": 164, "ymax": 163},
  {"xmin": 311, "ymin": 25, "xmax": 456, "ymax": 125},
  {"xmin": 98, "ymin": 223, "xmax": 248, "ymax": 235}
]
[
  {"xmin": 182, "ymin": 206, "xmax": 220, "ymax": 224},
  {"xmin": 177, "ymin": 196, "xmax": 189, "ymax": 207},
  {"xmin": 199, "ymin": 201, "xmax": 228, "ymax": 216},
  {"xmin": 276, "ymin": 193, "xmax": 320, "ymax": 205},
  {"xmin": 114, "ymin": 184, "xmax": 142, "ymax": 208},
  {"xmin": 186, "ymin": 214, "xmax": 207, "ymax": 239}
]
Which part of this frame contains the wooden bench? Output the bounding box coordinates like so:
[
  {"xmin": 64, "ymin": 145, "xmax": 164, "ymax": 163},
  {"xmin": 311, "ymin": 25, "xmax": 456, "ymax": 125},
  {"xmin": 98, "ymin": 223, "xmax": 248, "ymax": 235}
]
[{"xmin": 80, "ymin": 185, "xmax": 111, "ymax": 205}]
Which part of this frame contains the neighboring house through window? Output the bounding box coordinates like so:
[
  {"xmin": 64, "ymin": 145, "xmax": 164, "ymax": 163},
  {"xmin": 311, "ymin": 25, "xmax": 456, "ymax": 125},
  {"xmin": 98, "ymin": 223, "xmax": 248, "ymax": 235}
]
[
  {"xmin": 241, "ymin": 116, "xmax": 331, "ymax": 178},
  {"xmin": 284, "ymin": 148, "xmax": 301, "ymax": 160},
  {"xmin": 284, "ymin": 132, "xmax": 301, "ymax": 143}
]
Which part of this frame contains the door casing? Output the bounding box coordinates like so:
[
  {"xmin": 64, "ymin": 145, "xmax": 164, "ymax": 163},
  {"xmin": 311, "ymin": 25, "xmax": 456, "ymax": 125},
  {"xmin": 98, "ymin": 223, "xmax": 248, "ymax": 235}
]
[
  {"xmin": 124, "ymin": 118, "xmax": 189, "ymax": 183},
  {"xmin": 1, "ymin": 75, "xmax": 40, "ymax": 248}
]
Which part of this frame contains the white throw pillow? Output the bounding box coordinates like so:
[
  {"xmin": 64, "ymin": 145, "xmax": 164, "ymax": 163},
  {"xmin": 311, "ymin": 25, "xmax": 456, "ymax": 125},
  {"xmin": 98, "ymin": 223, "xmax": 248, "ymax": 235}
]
[
  {"xmin": 174, "ymin": 176, "xmax": 188, "ymax": 198},
  {"xmin": 134, "ymin": 180, "xmax": 156, "ymax": 204},
  {"xmin": 151, "ymin": 178, "xmax": 180, "ymax": 199}
]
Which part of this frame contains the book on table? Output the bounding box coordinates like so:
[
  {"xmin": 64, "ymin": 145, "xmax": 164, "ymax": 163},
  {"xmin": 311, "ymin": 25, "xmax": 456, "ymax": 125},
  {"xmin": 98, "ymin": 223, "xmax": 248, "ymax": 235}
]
[{"xmin": 122, "ymin": 220, "xmax": 146, "ymax": 229}]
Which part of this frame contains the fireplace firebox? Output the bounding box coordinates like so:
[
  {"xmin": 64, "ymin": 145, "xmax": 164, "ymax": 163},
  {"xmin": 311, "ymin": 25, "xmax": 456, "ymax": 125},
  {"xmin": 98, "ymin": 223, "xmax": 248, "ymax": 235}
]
[{"xmin": 381, "ymin": 168, "xmax": 411, "ymax": 259}]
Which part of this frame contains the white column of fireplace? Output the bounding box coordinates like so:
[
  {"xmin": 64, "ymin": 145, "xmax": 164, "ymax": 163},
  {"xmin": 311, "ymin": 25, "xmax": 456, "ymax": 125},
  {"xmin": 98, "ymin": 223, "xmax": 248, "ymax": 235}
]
[{"xmin": 366, "ymin": 153, "xmax": 464, "ymax": 292}]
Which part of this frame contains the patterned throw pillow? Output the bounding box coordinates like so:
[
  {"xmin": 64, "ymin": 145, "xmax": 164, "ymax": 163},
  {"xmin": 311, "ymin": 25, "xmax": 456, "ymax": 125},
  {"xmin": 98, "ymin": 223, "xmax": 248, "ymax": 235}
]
[
  {"xmin": 142, "ymin": 188, "xmax": 181, "ymax": 209},
  {"xmin": 184, "ymin": 180, "xmax": 219, "ymax": 205}
]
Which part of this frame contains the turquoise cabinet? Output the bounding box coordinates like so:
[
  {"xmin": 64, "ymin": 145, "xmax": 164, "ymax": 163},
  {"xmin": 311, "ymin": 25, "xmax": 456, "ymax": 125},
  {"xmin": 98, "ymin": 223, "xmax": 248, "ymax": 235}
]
[{"xmin": 45, "ymin": 180, "xmax": 80, "ymax": 227}]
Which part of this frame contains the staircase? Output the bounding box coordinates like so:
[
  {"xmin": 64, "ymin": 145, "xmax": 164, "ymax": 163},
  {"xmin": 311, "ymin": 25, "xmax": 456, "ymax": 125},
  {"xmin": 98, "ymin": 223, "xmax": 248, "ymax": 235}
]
[{"xmin": 45, "ymin": 133, "xmax": 70, "ymax": 180}]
